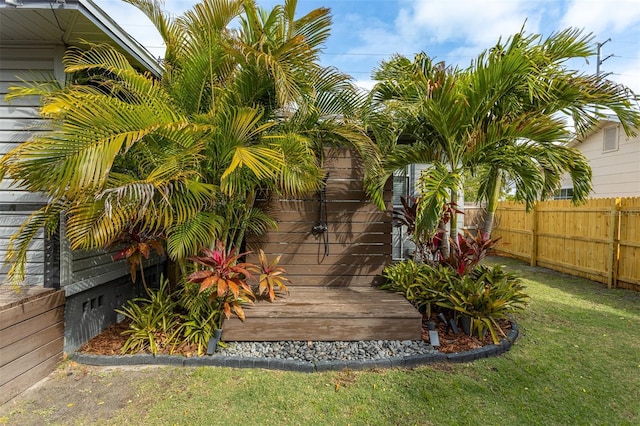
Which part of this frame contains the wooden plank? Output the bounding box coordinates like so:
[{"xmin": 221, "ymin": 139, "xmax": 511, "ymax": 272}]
[
  {"xmin": 530, "ymin": 203, "xmax": 538, "ymax": 267},
  {"xmin": 608, "ymin": 198, "xmax": 621, "ymax": 288},
  {"xmin": 276, "ymin": 254, "xmax": 389, "ymax": 265},
  {"xmin": 619, "ymin": 240, "xmax": 640, "ymax": 249},
  {"xmin": 222, "ymin": 317, "xmax": 422, "ymax": 341},
  {"xmin": 534, "ymin": 233, "xmax": 610, "ymax": 244},
  {"xmin": 0, "ymin": 306, "xmax": 64, "ymax": 348},
  {"xmin": 279, "ymin": 275, "xmax": 384, "ymax": 286},
  {"xmin": 282, "ymin": 263, "xmax": 386, "ymax": 276},
  {"xmin": 0, "ymin": 337, "xmax": 63, "ymax": 387},
  {"xmin": 536, "ymin": 258, "xmax": 608, "ymax": 279},
  {"xmin": 0, "ymin": 321, "xmax": 63, "ymax": 365},
  {"xmin": 272, "ymin": 222, "xmax": 391, "ymax": 233},
  {"xmin": 252, "ymin": 242, "xmax": 390, "ymax": 255},
  {"xmin": 0, "ymin": 354, "xmax": 61, "ymax": 406},
  {"xmin": 271, "ymin": 210, "xmax": 391, "ymax": 224},
  {"xmin": 222, "ymin": 286, "xmax": 422, "ymax": 341},
  {"xmin": 272, "ymin": 200, "xmax": 391, "ymax": 213},
  {"xmin": 0, "ymin": 290, "xmax": 64, "ymax": 330},
  {"xmin": 249, "ymin": 232, "xmax": 391, "ymax": 246}
]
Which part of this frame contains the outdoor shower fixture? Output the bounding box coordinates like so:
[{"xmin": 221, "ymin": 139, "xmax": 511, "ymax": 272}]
[{"xmin": 311, "ymin": 173, "xmax": 330, "ymax": 261}]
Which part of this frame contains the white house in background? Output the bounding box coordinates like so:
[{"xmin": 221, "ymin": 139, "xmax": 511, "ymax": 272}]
[
  {"xmin": 558, "ymin": 116, "xmax": 640, "ymax": 199},
  {"xmin": 1, "ymin": 0, "xmax": 164, "ymax": 352}
]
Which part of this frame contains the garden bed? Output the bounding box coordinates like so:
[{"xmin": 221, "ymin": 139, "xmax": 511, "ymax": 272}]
[{"xmin": 76, "ymin": 316, "xmax": 516, "ymax": 366}]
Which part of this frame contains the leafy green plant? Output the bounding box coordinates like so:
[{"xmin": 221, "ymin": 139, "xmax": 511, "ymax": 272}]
[
  {"xmin": 179, "ymin": 282, "xmax": 223, "ymax": 355},
  {"xmin": 438, "ymin": 265, "xmax": 528, "ymax": 343},
  {"xmin": 115, "ymin": 277, "xmax": 181, "ymax": 355},
  {"xmin": 381, "ymin": 261, "xmax": 457, "ymax": 318}
]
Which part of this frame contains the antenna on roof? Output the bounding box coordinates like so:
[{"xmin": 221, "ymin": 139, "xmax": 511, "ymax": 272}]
[{"xmin": 596, "ymin": 38, "xmax": 614, "ymax": 77}]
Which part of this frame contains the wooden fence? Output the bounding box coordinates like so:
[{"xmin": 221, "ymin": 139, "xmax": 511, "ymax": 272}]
[{"xmin": 491, "ymin": 198, "xmax": 640, "ymax": 291}]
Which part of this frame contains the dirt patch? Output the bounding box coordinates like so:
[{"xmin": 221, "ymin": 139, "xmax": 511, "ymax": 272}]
[
  {"xmin": 422, "ymin": 316, "xmax": 513, "ymax": 354},
  {"xmin": 0, "ymin": 361, "xmax": 165, "ymax": 425}
]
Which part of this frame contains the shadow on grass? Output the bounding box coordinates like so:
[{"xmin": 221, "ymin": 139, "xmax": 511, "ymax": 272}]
[{"xmin": 485, "ymin": 255, "xmax": 640, "ymax": 316}]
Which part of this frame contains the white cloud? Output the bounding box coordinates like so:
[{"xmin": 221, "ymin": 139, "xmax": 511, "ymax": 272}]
[
  {"xmin": 395, "ymin": 0, "xmax": 542, "ymax": 47},
  {"xmin": 560, "ymin": 0, "xmax": 640, "ymax": 34}
]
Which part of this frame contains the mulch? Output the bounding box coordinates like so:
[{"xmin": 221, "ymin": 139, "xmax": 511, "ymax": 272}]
[
  {"xmin": 78, "ymin": 316, "xmax": 512, "ymax": 357},
  {"xmin": 422, "ymin": 315, "xmax": 512, "ymax": 353}
]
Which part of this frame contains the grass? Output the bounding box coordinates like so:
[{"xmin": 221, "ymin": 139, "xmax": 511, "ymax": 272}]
[{"xmin": 2, "ymin": 256, "xmax": 640, "ymax": 425}]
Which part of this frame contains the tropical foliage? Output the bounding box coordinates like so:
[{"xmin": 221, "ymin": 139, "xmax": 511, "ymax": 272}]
[
  {"xmin": 367, "ymin": 27, "xmax": 640, "ymax": 239},
  {"xmin": 0, "ymin": 0, "xmax": 379, "ymax": 285},
  {"xmin": 117, "ymin": 240, "xmax": 290, "ymax": 355},
  {"xmin": 381, "ymin": 231, "xmax": 524, "ymax": 344},
  {"xmin": 115, "ymin": 277, "xmax": 183, "ymax": 355}
]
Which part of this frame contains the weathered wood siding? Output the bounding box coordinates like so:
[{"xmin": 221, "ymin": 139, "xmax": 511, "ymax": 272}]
[
  {"xmin": 248, "ymin": 148, "xmax": 392, "ymax": 287},
  {"xmin": 0, "ymin": 286, "xmax": 65, "ymax": 405}
]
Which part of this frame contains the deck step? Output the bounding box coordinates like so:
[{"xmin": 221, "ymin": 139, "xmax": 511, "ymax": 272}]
[{"xmin": 221, "ymin": 286, "xmax": 423, "ymax": 341}]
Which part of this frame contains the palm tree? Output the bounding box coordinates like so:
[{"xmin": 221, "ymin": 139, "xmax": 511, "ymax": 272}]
[
  {"xmin": 367, "ymin": 27, "xmax": 640, "ymax": 246},
  {"xmin": 0, "ymin": 0, "xmax": 379, "ymax": 284},
  {"xmin": 467, "ymin": 29, "xmax": 640, "ymax": 235}
]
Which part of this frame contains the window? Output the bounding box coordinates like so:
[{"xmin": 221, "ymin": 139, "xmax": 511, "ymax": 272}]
[
  {"xmin": 603, "ymin": 126, "xmax": 619, "ymax": 152},
  {"xmin": 392, "ymin": 169, "xmax": 409, "ymax": 206},
  {"xmin": 554, "ymin": 188, "xmax": 574, "ymax": 200}
]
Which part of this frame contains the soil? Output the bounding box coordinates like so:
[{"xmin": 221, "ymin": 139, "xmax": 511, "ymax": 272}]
[{"xmin": 76, "ymin": 315, "xmax": 512, "ymax": 356}]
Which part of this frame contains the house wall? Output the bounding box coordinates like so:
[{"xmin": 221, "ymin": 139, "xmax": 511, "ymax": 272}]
[
  {"xmin": 0, "ymin": 44, "xmax": 64, "ymax": 286},
  {"xmin": 563, "ymin": 123, "xmax": 640, "ymax": 197},
  {"xmin": 1, "ymin": 43, "xmax": 165, "ymax": 352}
]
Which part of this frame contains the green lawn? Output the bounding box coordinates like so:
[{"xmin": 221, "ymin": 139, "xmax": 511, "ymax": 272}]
[{"xmin": 3, "ymin": 256, "xmax": 639, "ymax": 425}]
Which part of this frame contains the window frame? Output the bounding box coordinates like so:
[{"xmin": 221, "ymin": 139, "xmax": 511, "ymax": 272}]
[{"xmin": 602, "ymin": 125, "xmax": 619, "ymax": 153}]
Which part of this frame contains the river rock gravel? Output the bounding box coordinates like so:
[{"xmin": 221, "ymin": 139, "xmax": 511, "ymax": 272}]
[{"xmin": 218, "ymin": 339, "xmax": 436, "ymax": 362}]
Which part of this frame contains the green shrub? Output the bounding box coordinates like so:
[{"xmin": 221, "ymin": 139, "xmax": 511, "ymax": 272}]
[
  {"xmin": 439, "ymin": 265, "xmax": 528, "ymax": 343},
  {"xmin": 381, "ymin": 261, "xmax": 457, "ymax": 318},
  {"xmin": 115, "ymin": 277, "xmax": 182, "ymax": 355},
  {"xmin": 179, "ymin": 282, "xmax": 223, "ymax": 355},
  {"xmin": 382, "ymin": 261, "xmax": 528, "ymax": 342}
]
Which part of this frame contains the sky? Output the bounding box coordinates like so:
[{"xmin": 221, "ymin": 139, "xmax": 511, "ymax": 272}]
[{"xmin": 94, "ymin": 0, "xmax": 640, "ymax": 93}]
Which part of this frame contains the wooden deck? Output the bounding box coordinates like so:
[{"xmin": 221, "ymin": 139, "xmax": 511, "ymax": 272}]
[{"xmin": 222, "ymin": 286, "xmax": 423, "ymax": 341}]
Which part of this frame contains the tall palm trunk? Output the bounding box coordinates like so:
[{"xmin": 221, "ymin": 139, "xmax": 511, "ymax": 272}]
[{"xmin": 480, "ymin": 169, "xmax": 502, "ymax": 237}]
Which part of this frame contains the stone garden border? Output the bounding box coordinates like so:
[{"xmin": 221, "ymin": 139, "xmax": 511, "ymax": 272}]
[{"xmin": 72, "ymin": 322, "xmax": 518, "ymax": 372}]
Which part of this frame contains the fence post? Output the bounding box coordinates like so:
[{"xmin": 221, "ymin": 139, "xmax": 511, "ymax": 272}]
[
  {"xmin": 530, "ymin": 203, "xmax": 538, "ymax": 267},
  {"xmin": 607, "ymin": 198, "xmax": 621, "ymax": 289}
]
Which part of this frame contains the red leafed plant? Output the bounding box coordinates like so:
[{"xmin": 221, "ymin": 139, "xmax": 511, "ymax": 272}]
[
  {"xmin": 188, "ymin": 241, "xmax": 255, "ymax": 323},
  {"xmin": 187, "ymin": 241, "xmax": 290, "ymax": 327},
  {"xmin": 112, "ymin": 229, "xmax": 165, "ymax": 290},
  {"xmin": 251, "ymin": 249, "xmax": 290, "ymax": 302},
  {"xmin": 442, "ymin": 230, "xmax": 501, "ymax": 276}
]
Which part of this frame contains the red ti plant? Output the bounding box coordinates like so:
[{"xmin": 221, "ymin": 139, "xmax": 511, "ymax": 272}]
[
  {"xmin": 442, "ymin": 230, "xmax": 501, "ymax": 276},
  {"xmin": 188, "ymin": 241, "xmax": 255, "ymax": 324},
  {"xmin": 187, "ymin": 241, "xmax": 291, "ymax": 327},
  {"xmin": 251, "ymin": 249, "xmax": 290, "ymax": 302},
  {"xmin": 112, "ymin": 229, "xmax": 165, "ymax": 290},
  {"xmin": 394, "ymin": 197, "xmax": 463, "ymax": 263}
]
